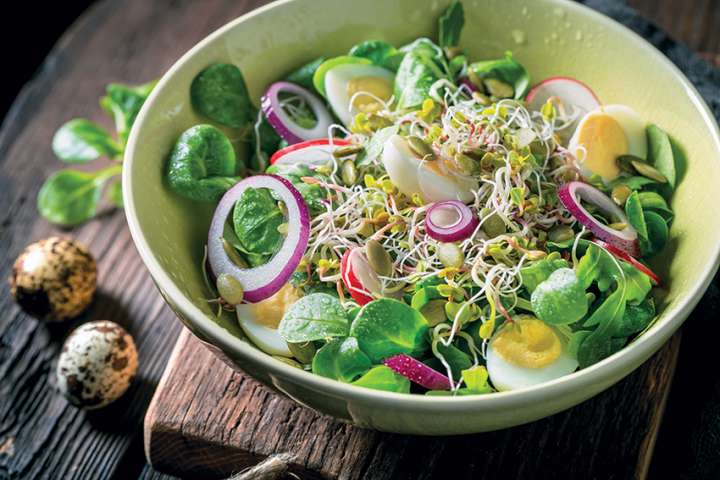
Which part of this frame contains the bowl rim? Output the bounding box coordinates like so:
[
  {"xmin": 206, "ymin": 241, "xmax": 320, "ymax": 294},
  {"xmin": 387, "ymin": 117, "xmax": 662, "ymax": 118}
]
[{"xmin": 124, "ymin": 0, "xmax": 720, "ymax": 409}]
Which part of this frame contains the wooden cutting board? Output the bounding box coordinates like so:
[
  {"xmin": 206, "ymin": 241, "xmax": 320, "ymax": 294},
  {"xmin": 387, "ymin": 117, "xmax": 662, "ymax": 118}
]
[{"xmin": 145, "ymin": 328, "xmax": 680, "ymax": 479}]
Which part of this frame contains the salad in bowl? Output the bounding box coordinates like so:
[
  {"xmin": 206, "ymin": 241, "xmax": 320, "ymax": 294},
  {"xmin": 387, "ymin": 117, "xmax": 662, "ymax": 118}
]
[{"xmin": 163, "ymin": 0, "xmax": 678, "ymax": 396}]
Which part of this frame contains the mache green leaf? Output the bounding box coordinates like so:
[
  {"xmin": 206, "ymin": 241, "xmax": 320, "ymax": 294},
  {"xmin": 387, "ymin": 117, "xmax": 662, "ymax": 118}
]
[
  {"xmin": 190, "ymin": 63, "xmax": 253, "ymax": 128},
  {"xmin": 352, "ymin": 365, "xmax": 411, "ymax": 393},
  {"xmin": 279, "ymin": 293, "xmax": 350, "ymax": 343},
  {"xmin": 437, "ymin": 0, "xmax": 465, "ymax": 48},
  {"xmin": 52, "ymin": 119, "xmax": 121, "ymax": 163},
  {"xmin": 647, "ymin": 124, "xmax": 675, "ymax": 187},
  {"xmin": 312, "ymin": 337, "xmax": 371, "ymax": 382},
  {"xmin": 530, "ymin": 268, "xmax": 588, "ymax": 325}
]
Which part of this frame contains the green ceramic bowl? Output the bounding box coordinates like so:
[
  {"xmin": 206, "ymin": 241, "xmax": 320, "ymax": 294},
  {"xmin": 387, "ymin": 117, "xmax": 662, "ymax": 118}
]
[{"xmin": 124, "ymin": 0, "xmax": 720, "ymax": 434}]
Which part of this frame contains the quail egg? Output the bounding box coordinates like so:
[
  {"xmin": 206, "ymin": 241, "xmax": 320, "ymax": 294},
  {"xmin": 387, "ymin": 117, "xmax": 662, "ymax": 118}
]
[
  {"xmin": 56, "ymin": 321, "xmax": 138, "ymax": 409},
  {"xmin": 10, "ymin": 237, "xmax": 96, "ymax": 321}
]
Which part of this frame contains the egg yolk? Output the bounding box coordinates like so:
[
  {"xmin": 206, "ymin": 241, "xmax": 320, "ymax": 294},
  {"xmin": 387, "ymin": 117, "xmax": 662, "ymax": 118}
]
[
  {"xmin": 574, "ymin": 113, "xmax": 627, "ymax": 181},
  {"xmin": 492, "ymin": 317, "xmax": 562, "ymax": 368},
  {"xmin": 250, "ymin": 283, "xmax": 301, "ymax": 329},
  {"xmin": 347, "ymin": 76, "xmax": 393, "ymax": 113}
]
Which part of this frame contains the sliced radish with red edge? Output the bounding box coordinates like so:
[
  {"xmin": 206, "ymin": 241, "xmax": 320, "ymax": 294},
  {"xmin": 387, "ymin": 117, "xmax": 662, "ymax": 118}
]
[
  {"xmin": 270, "ymin": 138, "xmax": 351, "ymax": 166},
  {"xmin": 593, "ymin": 239, "xmax": 661, "ymax": 285},
  {"xmin": 526, "ymin": 76, "xmax": 600, "ymax": 114},
  {"xmin": 341, "ymin": 248, "xmax": 381, "ymax": 305},
  {"xmin": 384, "ymin": 354, "xmax": 451, "ymax": 390}
]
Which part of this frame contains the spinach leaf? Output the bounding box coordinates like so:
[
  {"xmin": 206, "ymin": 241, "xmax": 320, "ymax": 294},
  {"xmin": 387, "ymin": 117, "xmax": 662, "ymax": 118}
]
[
  {"xmin": 37, "ymin": 165, "xmax": 120, "ymax": 226},
  {"xmin": 519, "ymin": 253, "xmax": 568, "ymax": 293},
  {"xmin": 606, "ymin": 175, "xmax": 658, "ymax": 191},
  {"xmin": 437, "ymin": 0, "xmax": 464, "ymax": 48},
  {"xmin": 395, "ymin": 39, "xmax": 448, "ymax": 110},
  {"xmin": 461, "ymin": 365, "xmax": 493, "ymax": 393},
  {"xmin": 279, "ymin": 293, "xmax": 350, "ymax": 343},
  {"xmin": 647, "ymin": 124, "xmax": 675, "ymax": 187},
  {"xmin": 644, "ymin": 210, "xmax": 669, "ymax": 258},
  {"xmin": 52, "ymin": 119, "xmax": 121, "ymax": 163},
  {"xmin": 352, "ymin": 365, "xmax": 411, "ymax": 393},
  {"xmin": 625, "ymin": 191, "xmax": 649, "ymax": 253},
  {"xmin": 100, "ymin": 80, "xmax": 156, "ymax": 143},
  {"xmin": 286, "ymin": 57, "xmax": 326, "ymax": 92},
  {"xmin": 356, "ymin": 124, "xmax": 399, "ymax": 166},
  {"xmin": 166, "ymin": 124, "xmax": 242, "ymax": 202},
  {"xmin": 266, "ymin": 162, "xmax": 328, "ymax": 215},
  {"xmin": 190, "ymin": 63, "xmax": 253, "ymax": 128},
  {"xmin": 531, "ymin": 268, "xmax": 588, "ymax": 325},
  {"xmin": 468, "ymin": 52, "xmax": 530, "ymax": 99},
  {"xmin": 349, "ymin": 40, "xmax": 403, "ymax": 72},
  {"xmin": 614, "ymin": 297, "xmax": 655, "ymax": 337},
  {"xmin": 638, "ymin": 191, "xmax": 673, "ymax": 219},
  {"xmin": 350, "ymin": 298, "xmax": 429, "ymax": 363},
  {"xmin": 232, "ymin": 187, "xmax": 284, "ymax": 257},
  {"xmin": 312, "ymin": 337, "xmax": 372, "ymax": 382}
]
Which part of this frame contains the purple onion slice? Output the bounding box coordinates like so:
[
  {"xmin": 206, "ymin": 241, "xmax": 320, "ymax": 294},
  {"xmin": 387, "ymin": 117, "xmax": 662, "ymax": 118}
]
[
  {"xmin": 557, "ymin": 181, "xmax": 639, "ymax": 257},
  {"xmin": 208, "ymin": 174, "xmax": 310, "ymax": 303},
  {"xmin": 384, "ymin": 354, "xmax": 452, "ymax": 390},
  {"xmin": 425, "ymin": 200, "xmax": 479, "ymax": 242},
  {"xmin": 261, "ymin": 81, "xmax": 334, "ymax": 145}
]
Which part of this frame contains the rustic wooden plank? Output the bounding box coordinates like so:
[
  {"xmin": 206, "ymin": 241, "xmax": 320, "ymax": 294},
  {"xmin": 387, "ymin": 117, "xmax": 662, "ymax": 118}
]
[
  {"xmin": 0, "ymin": 0, "xmax": 271, "ymax": 478},
  {"xmin": 145, "ymin": 329, "xmax": 680, "ymax": 480}
]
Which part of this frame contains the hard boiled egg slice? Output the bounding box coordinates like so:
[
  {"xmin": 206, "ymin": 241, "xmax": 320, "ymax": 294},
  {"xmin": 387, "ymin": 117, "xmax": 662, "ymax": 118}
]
[
  {"xmin": 568, "ymin": 104, "xmax": 647, "ymax": 182},
  {"xmin": 381, "ymin": 134, "xmax": 477, "ymax": 203},
  {"xmin": 235, "ymin": 282, "xmax": 301, "ymax": 357},
  {"xmin": 325, "ymin": 63, "xmax": 395, "ymax": 126},
  {"xmin": 486, "ymin": 315, "xmax": 578, "ymax": 391}
]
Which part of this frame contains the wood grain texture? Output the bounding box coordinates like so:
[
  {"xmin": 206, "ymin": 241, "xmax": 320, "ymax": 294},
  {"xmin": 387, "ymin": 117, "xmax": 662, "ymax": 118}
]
[
  {"xmin": 144, "ymin": 329, "xmax": 680, "ymax": 480},
  {"xmin": 0, "ymin": 0, "xmax": 273, "ymax": 478}
]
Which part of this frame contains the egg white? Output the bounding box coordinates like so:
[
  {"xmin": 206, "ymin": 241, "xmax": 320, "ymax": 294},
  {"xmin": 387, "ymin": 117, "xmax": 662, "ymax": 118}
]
[
  {"xmin": 486, "ymin": 332, "xmax": 578, "ymax": 392},
  {"xmin": 324, "ymin": 63, "xmax": 395, "ymax": 126},
  {"xmin": 236, "ymin": 304, "xmax": 292, "ymax": 357},
  {"xmin": 381, "ymin": 134, "xmax": 477, "ymax": 203}
]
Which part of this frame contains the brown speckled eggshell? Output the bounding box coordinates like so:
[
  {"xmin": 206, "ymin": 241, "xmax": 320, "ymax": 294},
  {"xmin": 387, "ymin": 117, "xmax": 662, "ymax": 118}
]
[
  {"xmin": 10, "ymin": 237, "xmax": 96, "ymax": 321},
  {"xmin": 56, "ymin": 321, "xmax": 138, "ymax": 409}
]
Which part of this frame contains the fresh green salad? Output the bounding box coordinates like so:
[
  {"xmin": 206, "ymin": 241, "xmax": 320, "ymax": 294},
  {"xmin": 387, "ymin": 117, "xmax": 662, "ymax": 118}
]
[{"xmin": 165, "ymin": 1, "xmax": 678, "ymax": 395}]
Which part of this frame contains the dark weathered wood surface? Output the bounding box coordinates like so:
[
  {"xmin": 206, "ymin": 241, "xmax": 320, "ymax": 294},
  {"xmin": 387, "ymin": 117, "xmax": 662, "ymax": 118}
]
[
  {"xmin": 0, "ymin": 0, "xmax": 718, "ymax": 479},
  {"xmin": 145, "ymin": 329, "xmax": 680, "ymax": 480}
]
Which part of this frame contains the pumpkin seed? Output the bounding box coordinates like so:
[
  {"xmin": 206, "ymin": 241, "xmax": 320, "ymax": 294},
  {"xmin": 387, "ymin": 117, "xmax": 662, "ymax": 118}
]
[
  {"xmin": 368, "ymin": 114, "xmax": 392, "ymax": 130},
  {"xmin": 341, "ymin": 159, "xmax": 358, "ymax": 186},
  {"xmin": 607, "ymin": 222, "xmax": 627, "ymax": 231},
  {"xmin": 616, "ymin": 154, "xmax": 643, "ymax": 174},
  {"xmin": 471, "ymin": 91, "xmax": 492, "ymax": 106},
  {"xmin": 216, "ymin": 273, "xmax": 244, "ymax": 305},
  {"xmin": 222, "ymin": 239, "xmax": 249, "ymax": 268},
  {"xmin": 277, "ymin": 222, "xmax": 289, "ymax": 235},
  {"xmin": 420, "ymin": 299, "xmax": 448, "ymax": 327},
  {"xmin": 611, "ymin": 185, "xmax": 632, "ymax": 205},
  {"xmin": 481, "ymin": 211, "xmax": 506, "ymax": 238},
  {"xmin": 483, "ymin": 78, "xmax": 514, "ymax": 99},
  {"xmin": 407, "ymin": 135, "xmax": 436, "ymax": 160},
  {"xmin": 454, "ymin": 152, "xmax": 478, "ymax": 175},
  {"xmin": 437, "ymin": 242, "xmax": 465, "ymax": 269},
  {"xmin": 548, "ymin": 225, "xmax": 574, "ymax": 243},
  {"xmin": 332, "ymin": 144, "xmax": 364, "ymax": 159},
  {"xmin": 366, "ymin": 239, "xmax": 393, "ymax": 276},
  {"xmin": 287, "ymin": 341, "xmax": 316, "ymax": 364},
  {"xmin": 630, "ymin": 160, "xmax": 668, "ymax": 183}
]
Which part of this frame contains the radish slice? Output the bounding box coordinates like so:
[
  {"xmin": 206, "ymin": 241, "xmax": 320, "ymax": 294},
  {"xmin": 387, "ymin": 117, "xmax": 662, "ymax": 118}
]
[
  {"xmin": 208, "ymin": 174, "xmax": 310, "ymax": 303},
  {"xmin": 270, "ymin": 138, "xmax": 351, "ymax": 166},
  {"xmin": 384, "ymin": 354, "xmax": 451, "ymax": 390},
  {"xmin": 557, "ymin": 181, "xmax": 639, "ymax": 257},
  {"xmin": 341, "ymin": 248, "xmax": 381, "ymax": 305},
  {"xmin": 526, "ymin": 76, "xmax": 600, "ymax": 114},
  {"xmin": 425, "ymin": 200, "xmax": 479, "ymax": 242},
  {"xmin": 593, "ymin": 240, "xmax": 661, "ymax": 285},
  {"xmin": 261, "ymin": 82, "xmax": 334, "ymax": 145}
]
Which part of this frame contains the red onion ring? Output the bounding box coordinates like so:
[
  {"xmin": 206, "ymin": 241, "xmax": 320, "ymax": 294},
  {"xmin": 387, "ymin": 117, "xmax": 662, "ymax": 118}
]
[
  {"xmin": 557, "ymin": 181, "xmax": 639, "ymax": 257},
  {"xmin": 384, "ymin": 354, "xmax": 451, "ymax": 390},
  {"xmin": 425, "ymin": 200, "xmax": 479, "ymax": 242},
  {"xmin": 261, "ymin": 82, "xmax": 334, "ymax": 145},
  {"xmin": 207, "ymin": 174, "xmax": 310, "ymax": 303}
]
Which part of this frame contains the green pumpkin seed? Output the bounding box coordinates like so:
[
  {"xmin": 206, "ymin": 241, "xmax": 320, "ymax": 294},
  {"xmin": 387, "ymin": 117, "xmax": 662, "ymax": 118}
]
[
  {"xmin": 483, "ymin": 78, "xmax": 514, "ymax": 99},
  {"xmin": 548, "ymin": 225, "xmax": 574, "ymax": 243},
  {"xmin": 616, "ymin": 154, "xmax": 641, "ymax": 174},
  {"xmin": 368, "ymin": 114, "xmax": 392, "ymax": 130},
  {"xmin": 287, "ymin": 341, "xmax": 316, "ymax": 364},
  {"xmin": 481, "ymin": 212, "xmax": 506, "ymax": 238},
  {"xmin": 471, "ymin": 91, "xmax": 492, "ymax": 106},
  {"xmin": 277, "ymin": 222, "xmax": 289, "ymax": 235},
  {"xmin": 611, "ymin": 185, "xmax": 632, "ymax": 205},
  {"xmin": 454, "ymin": 152, "xmax": 478, "ymax": 175},
  {"xmin": 366, "ymin": 239, "xmax": 393, "ymax": 276},
  {"xmin": 420, "ymin": 299, "xmax": 448, "ymax": 327},
  {"xmin": 607, "ymin": 222, "xmax": 627, "ymax": 231},
  {"xmin": 341, "ymin": 159, "xmax": 358, "ymax": 186},
  {"xmin": 222, "ymin": 239, "xmax": 249, "ymax": 268},
  {"xmin": 630, "ymin": 160, "xmax": 668, "ymax": 183},
  {"xmin": 437, "ymin": 242, "xmax": 465, "ymax": 269},
  {"xmin": 332, "ymin": 144, "xmax": 364, "ymax": 159},
  {"xmin": 407, "ymin": 135, "xmax": 436, "ymax": 160},
  {"xmin": 216, "ymin": 273, "xmax": 245, "ymax": 305},
  {"xmin": 272, "ymin": 356, "xmax": 303, "ymax": 368}
]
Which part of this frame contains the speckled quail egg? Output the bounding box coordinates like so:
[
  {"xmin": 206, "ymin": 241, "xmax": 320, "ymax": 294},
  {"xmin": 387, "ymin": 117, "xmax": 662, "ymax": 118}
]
[
  {"xmin": 10, "ymin": 237, "xmax": 96, "ymax": 321},
  {"xmin": 56, "ymin": 321, "xmax": 138, "ymax": 409}
]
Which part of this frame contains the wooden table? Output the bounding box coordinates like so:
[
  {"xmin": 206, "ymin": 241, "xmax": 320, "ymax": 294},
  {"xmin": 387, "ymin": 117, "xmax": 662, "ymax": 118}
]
[{"xmin": 0, "ymin": 1, "xmax": 718, "ymax": 479}]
